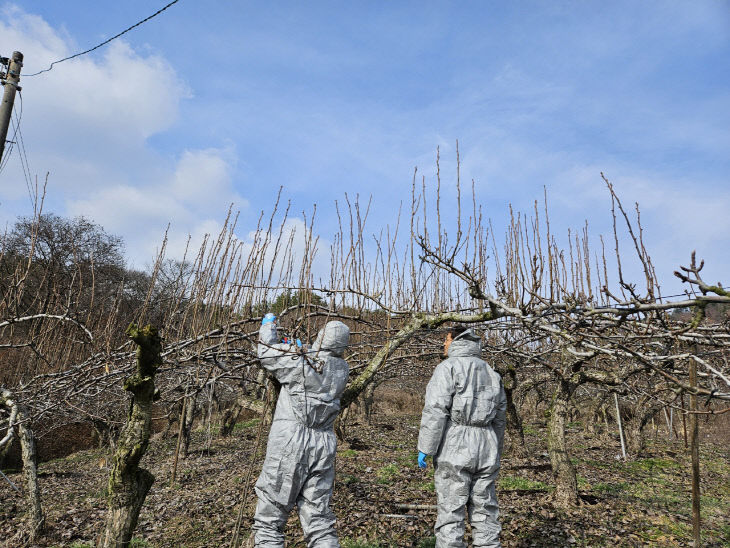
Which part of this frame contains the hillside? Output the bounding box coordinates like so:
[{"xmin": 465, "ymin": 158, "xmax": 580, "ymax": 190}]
[{"xmin": 1, "ymin": 395, "xmax": 728, "ymax": 547}]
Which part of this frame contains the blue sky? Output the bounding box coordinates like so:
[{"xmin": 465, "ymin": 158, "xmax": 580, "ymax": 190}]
[{"xmin": 1, "ymin": 1, "xmax": 728, "ymax": 295}]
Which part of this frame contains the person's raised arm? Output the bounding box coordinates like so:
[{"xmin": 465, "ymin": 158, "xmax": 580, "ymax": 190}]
[{"xmin": 257, "ymin": 313, "xmax": 301, "ymax": 383}]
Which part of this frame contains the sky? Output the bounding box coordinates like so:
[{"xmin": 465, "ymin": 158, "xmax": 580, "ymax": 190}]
[{"xmin": 0, "ymin": 1, "xmax": 728, "ymax": 296}]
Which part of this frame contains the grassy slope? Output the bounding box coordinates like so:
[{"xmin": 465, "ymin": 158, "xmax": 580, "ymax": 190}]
[{"xmin": 1, "ymin": 414, "xmax": 728, "ymax": 547}]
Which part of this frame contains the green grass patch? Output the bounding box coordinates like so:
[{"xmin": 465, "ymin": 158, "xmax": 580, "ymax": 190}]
[
  {"xmin": 522, "ymin": 424, "xmax": 539, "ymax": 435},
  {"xmin": 342, "ymin": 539, "xmax": 388, "ymax": 548},
  {"xmin": 582, "ymin": 458, "xmax": 610, "ymax": 469},
  {"xmin": 62, "ymin": 540, "xmax": 148, "ymax": 548},
  {"xmin": 592, "ymin": 481, "xmax": 628, "ymax": 495},
  {"xmin": 418, "ymin": 480, "xmax": 435, "ymax": 492},
  {"xmin": 397, "ymin": 452, "xmax": 418, "ymax": 466},
  {"xmin": 376, "ymin": 463, "xmax": 400, "ymax": 484},
  {"xmin": 417, "ymin": 537, "xmax": 436, "ymax": 548},
  {"xmin": 626, "ymin": 457, "xmax": 678, "ymax": 473},
  {"xmin": 235, "ymin": 418, "xmax": 261, "ymax": 430},
  {"xmin": 498, "ymin": 475, "xmax": 549, "ymax": 491},
  {"xmin": 718, "ymin": 523, "xmax": 730, "ymax": 545},
  {"xmin": 341, "ymin": 474, "xmax": 360, "ymax": 485},
  {"xmin": 340, "ymin": 449, "xmax": 358, "ymax": 457}
]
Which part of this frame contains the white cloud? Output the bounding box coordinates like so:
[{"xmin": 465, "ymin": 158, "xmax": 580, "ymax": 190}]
[{"xmin": 67, "ymin": 147, "xmax": 247, "ymax": 266}]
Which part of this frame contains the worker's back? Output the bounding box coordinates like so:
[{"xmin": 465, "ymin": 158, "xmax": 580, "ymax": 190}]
[
  {"xmin": 258, "ymin": 321, "xmax": 350, "ymax": 430},
  {"xmin": 441, "ymin": 333, "xmax": 503, "ymax": 429}
]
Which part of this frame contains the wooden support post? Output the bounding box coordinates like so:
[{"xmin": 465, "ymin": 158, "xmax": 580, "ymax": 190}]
[
  {"xmin": 690, "ymin": 360, "xmax": 701, "ymax": 547},
  {"xmin": 681, "ymin": 394, "xmax": 688, "ymax": 449},
  {"xmin": 614, "ymin": 393, "xmax": 626, "ymax": 461},
  {"xmin": 170, "ymin": 392, "xmax": 187, "ymax": 485}
]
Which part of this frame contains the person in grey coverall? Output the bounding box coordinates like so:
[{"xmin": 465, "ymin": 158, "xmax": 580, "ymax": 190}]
[
  {"xmin": 252, "ymin": 314, "xmax": 350, "ymax": 547},
  {"xmin": 417, "ymin": 327, "xmax": 507, "ymax": 548}
]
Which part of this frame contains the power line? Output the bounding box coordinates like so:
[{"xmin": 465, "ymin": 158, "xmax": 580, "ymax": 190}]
[
  {"xmin": 15, "ymin": 93, "xmax": 35, "ymax": 204},
  {"xmin": 24, "ymin": 0, "xmax": 182, "ymax": 77}
]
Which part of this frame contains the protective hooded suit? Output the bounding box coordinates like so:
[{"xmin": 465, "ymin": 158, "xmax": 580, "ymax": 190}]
[
  {"xmin": 417, "ymin": 329, "xmax": 507, "ymax": 548},
  {"xmin": 252, "ymin": 320, "xmax": 350, "ymax": 547}
]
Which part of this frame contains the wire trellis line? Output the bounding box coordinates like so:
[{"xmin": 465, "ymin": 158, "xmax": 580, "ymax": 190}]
[{"xmin": 24, "ymin": 0, "xmax": 182, "ymax": 77}]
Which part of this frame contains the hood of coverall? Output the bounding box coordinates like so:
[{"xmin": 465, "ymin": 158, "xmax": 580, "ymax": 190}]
[
  {"xmin": 447, "ymin": 328, "xmax": 482, "ymax": 358},
  {"xmin": 311, "ymin": 321, "xmax": 350, "ymax": 357}
]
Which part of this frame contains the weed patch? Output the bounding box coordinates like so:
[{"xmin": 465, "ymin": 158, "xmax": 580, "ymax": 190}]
[
  {"xmin": 499, "ymin": 475, "xmax": 549, "ymax": 491},
  {"xmin": 376, "ymin": 463, "xmax": 399, "ymax": 484},
  {"xmin": 592, "ymin": 481, "xmax": 628, "ymax": 495}
]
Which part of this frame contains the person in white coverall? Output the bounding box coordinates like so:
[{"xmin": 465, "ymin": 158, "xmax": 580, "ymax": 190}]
[
  {"xmin": 252, "ymin": 313, "xmax": 350, "ymax": 547},
  {"xmin": 417, "ymin": 326, "xmax": 507, "ymax": 548}
]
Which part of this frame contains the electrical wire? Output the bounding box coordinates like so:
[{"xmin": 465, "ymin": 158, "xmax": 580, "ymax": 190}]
[
  {"xmin": 15, "ymin": 95, "xmax": 35, "ymax": 204},
  {"xmin": 0, "ymin": 91, "xmax": 34, "ymax": 206},
  {"xmin": 24, "ymin": 0, "xmax": 182, "ymax": 77}
]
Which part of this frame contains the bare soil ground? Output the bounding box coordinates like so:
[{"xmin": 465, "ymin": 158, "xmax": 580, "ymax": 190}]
[{"xmin": 1, "ymin": 410, "xmax": 728, "ymax": 547}]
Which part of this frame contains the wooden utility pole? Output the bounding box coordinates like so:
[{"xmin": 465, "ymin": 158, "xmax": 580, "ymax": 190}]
[{"xmin": 0, "ymin": 51, "xmax": 23, "ymax": 164}]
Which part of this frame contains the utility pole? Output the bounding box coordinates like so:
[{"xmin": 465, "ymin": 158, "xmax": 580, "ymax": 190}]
[{"xmin": 0, "ymin": 51, "xmax": 23, "ymax": 164}]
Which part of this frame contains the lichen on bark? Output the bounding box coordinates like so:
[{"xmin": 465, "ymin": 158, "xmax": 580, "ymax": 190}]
[{"xmin": 99, "ymin": 323, "xmax": 161, "ymax": 548}]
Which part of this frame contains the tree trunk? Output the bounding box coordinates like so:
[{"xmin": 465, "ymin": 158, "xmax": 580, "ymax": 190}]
[
  {"xmin": 547, "ymin": 380, "xmax": 578, "ymax": 506},
  {"xmin": 334, "ymin": 406, "xmax": 350, "ymax": 442},
  {"xmin": 220, "ymin": 399, "xmax": 244, "ymax": 437},
  {"xmin": 19, "ymin": 416, "xmax": 44, "ymax": 542},
  {"xmin": 502, "ymin": 366, "xmax": 526, "ymax": 455},
  {"xmin": 99, "ymin": 324, "xmax": 160, "ymax": 548},
  {"xmin": 625, "ymin": 396, "xmax": 658, "ymax": 457},
  {"xmin": 1, "ymin": 389, "xmax": 44, "ymax": 542},
  {"xmin": 264, "ymin": 378, "xmax": 280, "ymax": 425},
  {"xmin": 362, "ymin": 381, "xmax": 377, "ymax": 425},
  {"xmin": 92, "ymin": 418, "xmax": 118, "ymax": 451},
  {"xmin": 181, "ymin": 390, "xmax": 197, "ymax": 458},
  {"xmin": 585, "ymin": 396, "xmax": 606, "ymax": 437}
]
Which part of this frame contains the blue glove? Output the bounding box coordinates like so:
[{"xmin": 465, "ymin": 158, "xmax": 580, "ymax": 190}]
[
  {"xmin": 262, "ymin": 313, "xmax": 276, "ymax": 325},
  {"xmin": 418, "ymin": 451, "xmax": 428, "ymax": 469},
  {"xmin": 295, "ymin": 338, "xmax": 302, "ymax": 347}
]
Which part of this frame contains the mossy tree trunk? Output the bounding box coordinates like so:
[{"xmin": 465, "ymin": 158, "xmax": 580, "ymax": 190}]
[
  {"xmin": 99, "ymin": 324, "xmax": 160, "ymax": 548},
  {"xmin": 547, "ymin": 379, "xmax": 579, "ymax": 507}
]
